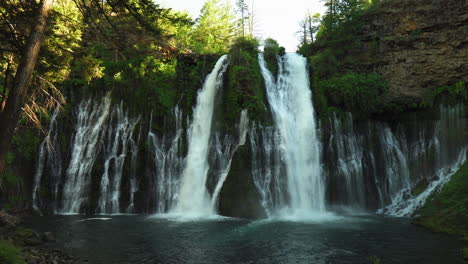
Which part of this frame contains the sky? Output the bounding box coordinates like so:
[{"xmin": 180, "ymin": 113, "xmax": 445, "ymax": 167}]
[{"xmin": 161, "ymin": 0, "xmax": 326, "ymax": 52}]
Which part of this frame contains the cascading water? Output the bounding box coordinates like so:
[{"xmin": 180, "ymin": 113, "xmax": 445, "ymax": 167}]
[
  {"xmin": 96, "ymin": 104, "xmax": 139, "ymax": 214},
  {"xmin": 258, "ymin": 53, "xmax": 325, "ymax": 217},
  {"xmin": 148, "ymin": 107, "xmax": 185, "ymax": 213},
  {"xmin": 127, "ymin": 127, "xmax": 141, "ymax": 213},
  {"xmin": 323, "ymin": 103, "xmax": 467, "ymax": 215},
  {"xmin": 211, "ymin": 109, "xmax": 249, "ymax": 209},
  {"xmin": 60, "ymin": 95, "xmax": 112, "ymax": 214},
  {"xmin": 32, "ymin": 106, "xmax": 61, "ymax": 214},
  {"xmin": 171, "ymin": 55, "xmax": 229, "ymax": 217},
  {"xmin": 379, "ymin": 104, "xmax": 467, "ymax": 216},
  {"xmin": 30, "ymin": 52, "xmax": 465, "ymax": 220},
  {"xmin": 250, "ymin": 124, "xmax": 283, "ymax": 217}
]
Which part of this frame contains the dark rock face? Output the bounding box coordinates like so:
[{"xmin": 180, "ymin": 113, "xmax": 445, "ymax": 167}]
[
  {"xmin": 348, "ymin": 0, "xmax": 467, "ymax": 107},
  {"xmin": 218, "ymin": 142, "xmax": 267, "ymax": 219},
  {"xmin": 42, "ymin": 231, "xmax": 56, "ymax": 242}
]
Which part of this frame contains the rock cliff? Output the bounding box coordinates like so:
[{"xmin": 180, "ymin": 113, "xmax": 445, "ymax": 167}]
[{"xmin": 347, "ymin": 0, "xmax": 467, "ymax": 107}]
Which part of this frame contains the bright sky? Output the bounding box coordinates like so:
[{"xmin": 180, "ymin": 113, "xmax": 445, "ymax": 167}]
[{"xmin": 161, "ymin": 0, "xmax": 326, "ymax": 52}]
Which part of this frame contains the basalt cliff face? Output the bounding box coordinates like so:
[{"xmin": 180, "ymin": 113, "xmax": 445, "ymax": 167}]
[{"xmin": 348, "ymin": 0, "xmax": 467, "ymax": 107}]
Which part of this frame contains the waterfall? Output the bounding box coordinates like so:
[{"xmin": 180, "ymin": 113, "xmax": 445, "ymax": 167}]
[
  {"xmin": 32, "ymin": 106, "xmax": 61, "ymax": 214},
  {"xmin": 211, "ymin": 109, "xmax": 249, "ymax": 209},
  {"xmin": 328, "ymin": 113, "xmax": 367, "ymax": 209},
  {"xmin": 149, "ymin": 107, "xmax": 184, "ymax": 213},
  {"xmin": 258, "ymin": 53, "xmax": 325, "ymax": 217},
  {"xmin": 96, "ymin": 104, "xmax": 138, "ymax": 214},
  {"xmin": 324, "ymin": 103, "xmax": 467, "ymax": 215},
  {"xmin": 378, "ymin": 104, "xmax": 467, "ymax": 216},
  {"xmin": 60, "ymin": 95, "xmax": 112, "ymax": 214},
  {"xmin": 127, "ymin": 127, "xmax": 141, "ymax": 213},
  {"xmin": 171, "ymin": 55, "xmax": 229, "ymax": 217},
  {"xmin": 250, "ymin": 124, "xmax": 283, "ymax": 217}
]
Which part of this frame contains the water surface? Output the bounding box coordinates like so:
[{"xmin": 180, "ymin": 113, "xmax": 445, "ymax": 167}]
[{"xmin": 27, "ymin": 214, "xmax": 463, "ymax": 264}]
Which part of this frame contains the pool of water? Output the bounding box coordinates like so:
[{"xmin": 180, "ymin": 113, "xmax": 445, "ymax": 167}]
[{"xmin": 26, "ymin": 214, "xmax": 464, "ymax": 264}]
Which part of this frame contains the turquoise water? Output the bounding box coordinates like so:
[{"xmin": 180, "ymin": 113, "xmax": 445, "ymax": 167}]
[{"xmin": 27, "ymin": 214, "xmax": 464, "ymax": 264}]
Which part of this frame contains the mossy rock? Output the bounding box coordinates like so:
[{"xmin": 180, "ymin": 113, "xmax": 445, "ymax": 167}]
[
  {"xmin": 414, "ymin": 162, "xmax": 468, "ymax": 236},
  {"xmin": 220, "ymin": 38, "xmax": 272, "ymax": 132},
  {"xmin": 218, "ymin": 142, "xmax": 266, "ymax": 219}
]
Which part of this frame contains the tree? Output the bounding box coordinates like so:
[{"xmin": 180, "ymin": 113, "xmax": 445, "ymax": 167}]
[
  {"xmin": 0, "ymin": 0, "xmax": 54, "ymax": 178},
  {"xmin": 236, "ymin": 0, "xmax": 249, "ymax": 37},
  {"xmin": 191, "ymin": 0, "xmax": 236, "ymax": 54},
  {"xmin": 297, "ymin": 12, "xmax": 320, "ymax": 46}
]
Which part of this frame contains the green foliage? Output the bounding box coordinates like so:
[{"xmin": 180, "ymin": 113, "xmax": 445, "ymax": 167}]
[
  {"xmin": 176, "ymin": 54, "xmax": 218, "ymax": 116},
  {"xmin": 310, "ymin": 49, "xmax": 339, "ymax": 78},
  {"xmin": 263, "ymin": 38, "xmax": 284, "ymax": 78},
  {"xmin": 191, "ymin": 0, "xmax": 237, "ymax": 54},
  {"xmin": 224, "ymin": 37, "xmax": 268, "ymax": 125},
  {"xmin": 431, "ymin": 81, "xmax": 467, "ymax": 103},
  {"xmin": 0, "ymin": 152, "xmax": 17, "ymax": 187},
  {"xmin": 11, "ymin": 130, "xmax": 40, "ymax": 160},
  {"xmin": 14, "ymin": 228, "xmax": 35, "ymax": 239},
  {"xmin": 0, "ymin": 240, "xmax": 24, "ymax": 264},
  {"xmin": 415, "ymin": 162, "xmax": 468, "ymax": 237},
  {"xmin": 369, "ymin": 256, "xmax": 381, "ymax": 264},
  {"xmin": 317, "ymin": 73, "xmax": 388, "ymax": 117}
]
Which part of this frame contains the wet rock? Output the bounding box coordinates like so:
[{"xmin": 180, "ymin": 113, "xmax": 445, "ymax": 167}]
[
  {"xmin": 42, "ymin": 232, "xmax": 56, "ymax": 242},
  {"xmin": 0, "ymin": 210, "xmax": 21, "ymax": 228}
]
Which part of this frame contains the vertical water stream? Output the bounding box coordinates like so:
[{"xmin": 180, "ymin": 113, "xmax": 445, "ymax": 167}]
[{"xmin": 259, "ymin": 53, "xmax": 326, "ymax": 218}]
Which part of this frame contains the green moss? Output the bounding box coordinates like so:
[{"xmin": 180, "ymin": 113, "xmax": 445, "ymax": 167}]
[
  {"xmin": 415, "ymin": 162, "xmax": 468, "ymax": 236},
  {"xmin": 410, "ymin": 178, "xmax": 429, "ymax": 197},
  {"xmin": 425, "ymin": 81, "xmax": 467, "ymax": 107},
  {"xmin": 263, "ymin": 38, "xmax": 284, "ymax": 78},
  {"xmin": 175, "ymin": 54, "xmax": 218, "ymax": 116},
  {"xmin": 316, "ymin": 72, "xmax": 388, "ymax": 118},
  {"xmin": 223, "ymin": 37, "xmax": 270, "ymax": 126},
  {"xmin": 369, "ymin": 256, "xmax": 381, "ymax": 264},
  {"xmin": 0, "ymin": 240, "xmax": 24, "ymax": 264}
]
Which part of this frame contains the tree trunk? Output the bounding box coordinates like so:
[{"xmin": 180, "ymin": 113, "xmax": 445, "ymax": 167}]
[
  {"xmin": 0, "ymin": 0, "xmax": 54, "ymax": 176},
  {"xmin": 0, "ymin": 53, "xmax": 13, "ymax": 111}
]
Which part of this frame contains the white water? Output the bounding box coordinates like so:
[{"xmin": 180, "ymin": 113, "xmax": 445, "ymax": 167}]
[
  {"xmin": 259, "ymin": 53, "xmax": 326, "ymax": 218},
  {"xmin": 32, "ymin": 106, "xmax": 61, "ymax": 214},
  {"xmin": 96, "ymin": 104, "xmax": 138, "ymax": 214},
  {"xmin": 61, "ymin": 95, "xmax": 112, "ymax": 214},
  {"xmin": 149, "ymin": 107, "xmax": 185, "ymax": 213},
  {"xmin": 379, "ymin": 104, "xmax": 467, "ymax": 216},
  {"xmin": 171, "ymin": 55, "xmax": 229, "ymax": 217},
  {"xmin": 383, "ymin": 148, "xmax": 466, "ymax": 217},
  {"xmin": 211, "ymin": 109, "xmax": 249, "ymax": 209},
  {"xmin": 250, "ymin": 124, "xmax": 283, "ymax": 217},
  {"xmin": 126, "ymin": 127, "xmax": 141, "ymax": 213},
  {"xmin": 329, "ymin": 113, "xmax": 366, "ymax": 208}
]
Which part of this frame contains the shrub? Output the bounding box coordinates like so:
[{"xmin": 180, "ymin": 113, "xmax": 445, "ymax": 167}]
[
  {"xmin": 263, "ymin": 38, "xmax": 285, "ymax": 77},
  {"xmin": 223, "ymin": 37, "xmax": 269, "ymax": 125},
  {"xmin": 317, "ymin": 73, "xmax": 388, "ymax": 116},
  {"xmin": 0, "ymin": 240, "xmax": 24, "ymax": 264}
]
